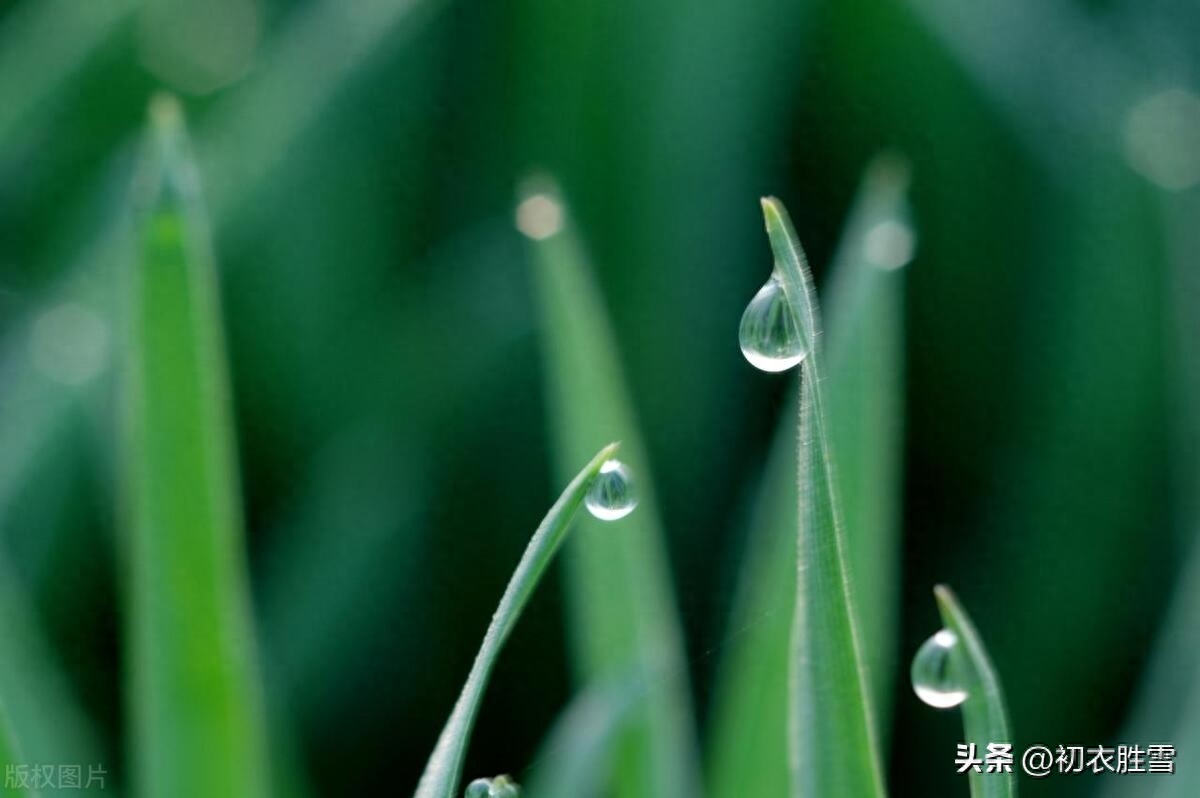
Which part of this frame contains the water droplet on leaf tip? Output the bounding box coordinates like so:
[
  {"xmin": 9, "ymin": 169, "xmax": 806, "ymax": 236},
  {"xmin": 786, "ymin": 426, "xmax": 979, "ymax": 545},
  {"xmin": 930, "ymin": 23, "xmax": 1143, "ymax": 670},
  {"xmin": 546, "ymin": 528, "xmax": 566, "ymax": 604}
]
[
  {"xmin": 586, "ymin": 459, "xmax": 638, "ymax": 521},
  {"xmin": 739, "ymin": 272, "xmax": 806, "ymax": 372},
  {"xmin": 911, "ymin": 628, "xmax": 968, "ymax": 709}
]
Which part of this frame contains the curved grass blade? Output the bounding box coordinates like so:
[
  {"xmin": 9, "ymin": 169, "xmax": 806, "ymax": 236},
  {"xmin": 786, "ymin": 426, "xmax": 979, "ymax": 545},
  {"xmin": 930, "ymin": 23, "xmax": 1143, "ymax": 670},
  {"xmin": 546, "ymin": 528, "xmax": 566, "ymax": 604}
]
[
  {"xmin": 707, "ymin": 163, "xmax": 910, "ymax": 798},
  {"xmin": 526, "ymin": 179, "xmax": 703, "ymax": 798},
  {"xmin": 761, "ymin": 197, "xmax": 887, "ymax": 798},
  {"xmin": 121, "ymin": 95, "xmax": 270, "ymax": 798},
  {"xmin": 414, "ymin": 442, "xmax": 620, "ymax": 798},
  {"xmin": 933, "ymin": 585, "xmax": 1016, "ymax": 798}
]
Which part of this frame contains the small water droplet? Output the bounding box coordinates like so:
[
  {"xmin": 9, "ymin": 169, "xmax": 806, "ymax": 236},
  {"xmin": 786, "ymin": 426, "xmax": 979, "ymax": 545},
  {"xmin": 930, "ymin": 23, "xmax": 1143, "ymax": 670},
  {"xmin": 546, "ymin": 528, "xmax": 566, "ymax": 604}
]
[
  {"xmin": 465, "ymin": 779, "xmax": 492, "ymax": 798},
  {"xmin": 739, "ymin": 271, "xmax": 806, "ymax": 372},
  {"xmin": 911, "ymin": 629, "xmax": 968, "ymax": 709},
  {"xmin": 464, "ymin": 776, "xmax": 521, "ymax": 798},
  {"xmin": 489, "ymin": 776, "xmax": 521, "ymax": 798},
  {"xmin": 586, "ymin": 459, "xmax": 638, "ymax": 521}
]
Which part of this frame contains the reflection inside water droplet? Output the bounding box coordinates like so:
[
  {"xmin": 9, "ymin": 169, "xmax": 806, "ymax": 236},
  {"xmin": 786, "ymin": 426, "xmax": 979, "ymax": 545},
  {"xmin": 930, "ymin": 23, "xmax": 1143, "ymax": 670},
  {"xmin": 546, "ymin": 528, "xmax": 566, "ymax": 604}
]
[
  {"xmin": 585, "ymin": 459, "xmax": 638, "ymax": 521},
  {"xmin": 738, "ymin": 270, "xmax": 806, "ymax": 372},
  {"xmin": 911, "ymin": 629, "xmax": 968, "ymax": 709}
]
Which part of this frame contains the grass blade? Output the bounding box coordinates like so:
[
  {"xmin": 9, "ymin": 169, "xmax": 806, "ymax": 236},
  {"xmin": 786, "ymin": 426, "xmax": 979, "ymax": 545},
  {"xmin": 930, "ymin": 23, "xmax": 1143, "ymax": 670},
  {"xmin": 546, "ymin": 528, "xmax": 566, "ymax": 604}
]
[
  {"xmin": 524, "ymin": 681, "xmax": 639, "ymax": 798},
  {"xmin": 823, "ymin": 156, "xmax": 913, "ymax": 729},
  {"xmin": 707, "ymin": 163, "xmax": 910, "ymax": 798},
  {"xmin": 933, "ymin": 585, "xmax": 1016, "ymax": 798},
  {"xmin": 761, "ymin": 197, "xmax": 887, "ymax": 798},
  {"xmin": 1098, "ymin": 540, "xmax": 1200, "ymax": 798},
  {"xmin": 121, "ymin": 95, "xmax": 270, "ymax": 798},
  {"xmin": 527, "ymin": 180, "xmax": 702, "ymax": 798},
  {"xmin": 414, "ymin": 442, "xmax": 620, "ymax": 798}
]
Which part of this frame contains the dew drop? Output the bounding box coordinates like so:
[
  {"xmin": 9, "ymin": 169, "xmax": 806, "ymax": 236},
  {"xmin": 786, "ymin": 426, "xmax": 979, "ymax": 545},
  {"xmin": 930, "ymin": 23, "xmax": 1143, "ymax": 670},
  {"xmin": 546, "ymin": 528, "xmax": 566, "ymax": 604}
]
[
  {"xmin": 489, "ymin": 776, "xmax": 521, "ymax": 798},
  {"xmin": 738, "ymin": 271, "xmax": 806, "ymax": 372},
  {"xmin": 911, "ymin": 629, "xmax": 968, "ymax": 709},
  {"xmin": 465, "ymin": 779, "xmax": 492, "ymax": 798},
  {"xmin": 464, "ymin": 776, "xmax": 521, "ymax": 798},
  {"xmin": 585, "ymin": 459, "xmax": 638, "ymax": 521}
]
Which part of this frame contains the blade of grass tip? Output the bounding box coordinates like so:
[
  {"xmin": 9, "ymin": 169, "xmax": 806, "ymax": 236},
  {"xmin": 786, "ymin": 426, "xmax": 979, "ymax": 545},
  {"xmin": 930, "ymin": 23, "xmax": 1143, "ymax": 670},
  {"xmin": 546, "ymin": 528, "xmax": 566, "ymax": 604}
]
[
  {"xmin": 761, "ymin": 197, "xmax": 887, "ymax": 798},
  {"xmin": 121, "ymin": 94, "xmax": 270, "ymax": 798},
  {"xmin": 414, "ymin": 443, "xmax": 620, "ymax": 798},
  {"xmin": 524, "ymin": 680, "xmax": 641, "ymax": 798},
  {"xmin": 823, "ymin": 155, "xmax": 914, "ymax": 734},
  {"xmin": 524, "ymin": 177, "xmax": 703, "ymax": 798},
  {"xmin": 707, "ymin": 162, "xmax": 912, "ymax": 798},
  {"xmin": 933, "ymin": 585, "xmax": 1016, "ymax": 798}
]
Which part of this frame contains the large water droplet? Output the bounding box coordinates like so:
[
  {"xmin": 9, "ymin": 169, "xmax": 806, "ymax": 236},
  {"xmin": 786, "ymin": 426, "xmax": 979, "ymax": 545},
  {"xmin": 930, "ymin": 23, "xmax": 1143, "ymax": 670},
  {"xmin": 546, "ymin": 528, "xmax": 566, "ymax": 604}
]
[
  {"xmin": 586, "ymin": 459, "xmax": 638, "ymax": 521},
  {"xmin": 911, "ymin": 629, "xmax": 968, "ymax": 709},
  {"xmin": 739, "ymin": 271, "xmax": 806, "ymax": 372}
]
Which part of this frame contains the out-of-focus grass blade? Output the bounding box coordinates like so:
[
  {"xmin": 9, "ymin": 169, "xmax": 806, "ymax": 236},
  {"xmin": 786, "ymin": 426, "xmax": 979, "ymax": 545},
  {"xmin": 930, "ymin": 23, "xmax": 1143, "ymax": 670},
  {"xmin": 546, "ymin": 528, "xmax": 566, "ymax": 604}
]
[
  {"xmin": 762, "ymin": 197, "xmax": 887, "ymax": 798},
  {"xmin": 414, "ymin": 443, "xmax": 620, "ymax": 798},
  {"xmin": 707, "ymin": 163, "xmax": 910, "ymax": 798},
  {"xmin": 933, "ymin": 586, "xmax": 1015, "ymax": 798},
  {"xmin": 705, "ymin": 401, "xmax": 796, "ymax": 798},
  {"xmin": 0, "ymin": 556, "xmax": 107, "ymax": 777},
  {"xmin": 1098, "ymin": 541, "xmax": 1200, "ymax": 798},
  {"xmin": 0, "ymin": 0, "xmax": 137, "ymax": 149},
  {"xmin": 527, "ymin": 180, "xmax": 703, "ymax": 798},
  {"xmin": 524, "ymin": 681, "xmax": 639, "ymax": 798},
  {"xmin": 0, "ymin": 704, "xmax": 28, "ymax": 798},
  {"xmin": 121, "ymin": 95, "xmax": 269, "ymax": 798},
  {"xmin": 824, "ymin": 156, "xmax": 913, "ymax": 726}
]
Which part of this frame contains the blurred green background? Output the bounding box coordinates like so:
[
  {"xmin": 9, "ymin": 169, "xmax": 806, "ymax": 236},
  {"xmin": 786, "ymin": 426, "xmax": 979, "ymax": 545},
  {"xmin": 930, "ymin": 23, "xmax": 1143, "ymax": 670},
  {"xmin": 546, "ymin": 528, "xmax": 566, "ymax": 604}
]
[{"xmin": 0, "ymin": 0, "xmax": 1197, "ymax": 795}]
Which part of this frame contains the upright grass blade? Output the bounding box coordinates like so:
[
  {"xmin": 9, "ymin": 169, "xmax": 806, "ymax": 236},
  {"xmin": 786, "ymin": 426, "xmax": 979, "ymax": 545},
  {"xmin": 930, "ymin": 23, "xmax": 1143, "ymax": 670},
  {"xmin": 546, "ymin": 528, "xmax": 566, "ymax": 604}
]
[
  {"xmin": 0, "ymin": 704, "xmax": 25, "ymax": 798},
  {"xmin": 707, "ymin": 164, "xmax": 910, "ymax": 798},
  {"xmin": 762, "ymin": 197, "xmax": 887, "ymax": 798},
  {"xmin": 527, "ymin": 180, "xmax": 702, "ymax": 798},
  {"xmin": 933, "ymin": 586, "xmax": 1016, "ymax": 798},
  {"xmin": 0, "ymin": 555, "xmax": 107, "ymax": 780},
  {"xmin": 524, "ymin": 680, "xmax": 640, "ymax": 798},
  {"xmin": 1098, "ymin": 540, "xmax": 1200, "ymax": 798},
  {"xmin": 414, "ymin": 443, "xmax": 620, "ymax": 798},
  {"xmin": 121, "ymin": 95, "xmax": 270, "ymax": 798},
  {"xmin": 823, "ymin": 157, "xmax": 913, "ymax": 728}
]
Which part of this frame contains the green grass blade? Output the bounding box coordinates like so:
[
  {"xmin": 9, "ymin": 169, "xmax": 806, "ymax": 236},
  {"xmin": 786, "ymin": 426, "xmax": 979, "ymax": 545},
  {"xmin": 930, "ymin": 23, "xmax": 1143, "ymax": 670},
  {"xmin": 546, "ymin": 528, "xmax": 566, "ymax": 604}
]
[
  {"xmin": 705, "ymin": 400, "xmax": 796, "ymax": 798},
  {"xmin": 823, "ymin": 156, "xmax": 913, "ymax": 729},
  {"xmin": 1098, "ymin": 540, "xmax": 1200, "ymax": 798},
  {"xmin": 414, "ymin": 442, "xmax": 620, "ymax": 798},
  {"xmin": 933, "ymin": 585, "xmax": 1016, "ymax": 798},
  {"xmin": 524, "ymin": 681, "xmax": 639, "ymax": 798},
  {"xmin": 762, "ymin": 197, "xmax": 887, "ymax": 798},
  {"xmin": 121, "ymin": 95, "xmax": 270, "ymax": 798},
  {"xmin": 707, "ymin": 164, "xmax": 910, "ymax": 798},
  {"xmin": 0, "ymin": 555, "xmax": 107, "ymax": 779},
  {"xmin": 0, "ymin": 0, "xmax": 136, "ymax": 147},
  {"xmin": 527, "ymin": 181, "xmax": 702, "ymax": 798}
]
